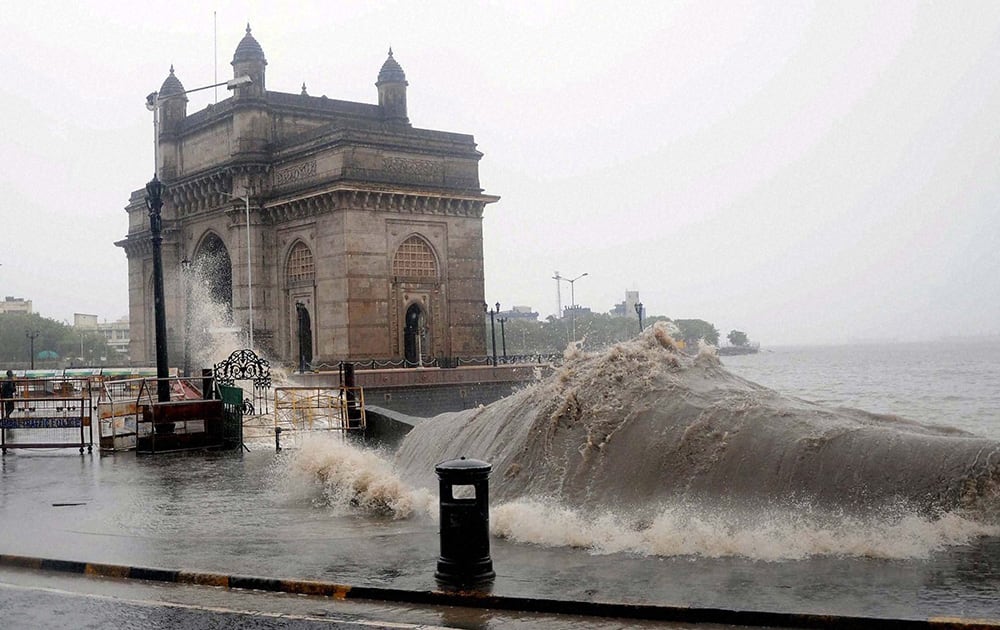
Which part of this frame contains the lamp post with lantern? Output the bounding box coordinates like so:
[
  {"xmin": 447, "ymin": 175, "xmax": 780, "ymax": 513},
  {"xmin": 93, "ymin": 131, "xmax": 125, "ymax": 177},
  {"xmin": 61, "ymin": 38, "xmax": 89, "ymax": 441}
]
[
  {"xmin": 498, "ymin": 315, "xmax": 508, "ymax": 362},
  {"xmin": 484, "ymin": 302, "xmax": 500, "ymax": 366},
  {"xmin": 144, "ymin": 73, "xmax": 253, "ymax": 402},
  {"xmin": 25, "ymin": 330, "xmax": 39, "ymax": 370}
]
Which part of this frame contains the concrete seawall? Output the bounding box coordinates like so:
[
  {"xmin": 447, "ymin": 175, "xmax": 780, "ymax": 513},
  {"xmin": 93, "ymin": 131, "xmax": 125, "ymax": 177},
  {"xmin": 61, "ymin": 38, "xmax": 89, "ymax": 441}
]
[{"xmin": 297, "ymin": 364, "xmax": 548, "ymax": 417}]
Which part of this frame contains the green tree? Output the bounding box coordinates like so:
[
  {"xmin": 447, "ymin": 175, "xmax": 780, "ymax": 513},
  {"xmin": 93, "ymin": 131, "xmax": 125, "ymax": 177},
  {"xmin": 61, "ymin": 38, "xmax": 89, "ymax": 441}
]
[
  {"xmin": 0, "ymin": 313, "xmax": 112, "ymax": 368},
  {"xmin": 727, "ymin": 329, "xmax": 749, "ymax": 347},
  {"xmin": 484, "ymin": 312, "xmax": 676, "ymax": 357},
  {"xmin": 673, "ymin": 319, "xmax": 720, "ymax": 347}
]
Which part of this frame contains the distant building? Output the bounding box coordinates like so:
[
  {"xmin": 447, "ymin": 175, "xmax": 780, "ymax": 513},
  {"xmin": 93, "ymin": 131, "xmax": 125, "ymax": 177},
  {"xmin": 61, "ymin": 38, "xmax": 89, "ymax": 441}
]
[
  {"xmin": 98, "ymin": 317, "xmax": 131, "ymax": 357},
  {"xmin": 563, "ymin": 305, "xmax": 592, "ymax": 318},
  {"xmin": 500, "ymin": 305, "xmax": 539, "ymax": 321},
  {"xmin": 611, "ymin": 291, "xmax": 641, "ymax": 319},
  {"xmin": 0, "ymin": 296, "xmax": 32, "ymax": 315},
  {"xmin": 116, "ymin": 26, "xmax": 498, "ymax": 368}
]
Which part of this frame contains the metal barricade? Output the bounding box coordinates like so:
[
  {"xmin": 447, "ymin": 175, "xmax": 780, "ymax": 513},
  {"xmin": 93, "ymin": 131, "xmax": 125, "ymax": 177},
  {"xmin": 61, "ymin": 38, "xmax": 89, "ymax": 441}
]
[
  {"xmin": 95, "ymin": 376, "xmax": 146, "ymax": 451},
  {"xmin": 97, "ymin": 376, "xmax": 208, "ymax": 452},
  {"xmin": 271, "ymin": 386, "xmax": 366, "ymax": 442},
  {"xmin": 1, "ymin": 378, "xmax": 94, "ymax": 454}
]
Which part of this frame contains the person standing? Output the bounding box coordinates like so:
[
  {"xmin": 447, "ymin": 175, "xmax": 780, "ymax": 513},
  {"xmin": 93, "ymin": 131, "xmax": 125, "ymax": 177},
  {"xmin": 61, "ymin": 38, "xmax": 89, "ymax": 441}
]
[{"xmin": 1, "ymin": 370, "xmax": 15, "ymax": 419}]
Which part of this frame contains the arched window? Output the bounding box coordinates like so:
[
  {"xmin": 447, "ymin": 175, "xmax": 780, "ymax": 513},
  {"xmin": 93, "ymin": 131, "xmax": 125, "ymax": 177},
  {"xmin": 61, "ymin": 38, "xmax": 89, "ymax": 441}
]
[
  {"xmin": 392, "ymin": 236, "xmax": 437, "ymax": 278},
  {"xmin": 286, "ymin": 242, "xmax": 315, "ymax": 285}
]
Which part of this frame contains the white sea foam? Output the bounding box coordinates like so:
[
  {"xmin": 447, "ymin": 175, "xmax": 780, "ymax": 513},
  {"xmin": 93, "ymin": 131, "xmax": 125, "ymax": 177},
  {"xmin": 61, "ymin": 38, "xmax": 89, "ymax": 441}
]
[
  {"xmin": 288, "ymin": 435, "xmax": 434, "ymax": 519},
  {"xmin": 492, "ymin": 499, "xmax": 999, "ymax": 561}
]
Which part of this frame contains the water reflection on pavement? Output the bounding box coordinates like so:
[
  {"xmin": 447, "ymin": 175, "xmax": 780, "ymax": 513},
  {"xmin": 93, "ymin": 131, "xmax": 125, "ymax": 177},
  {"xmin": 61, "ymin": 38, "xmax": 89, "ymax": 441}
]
[
  {"xmin": 0, "ymin": 567, "xmax": 723, "ymax": 629},
  {"xmin": 0, "ymin": 449, "xmax": 997, "ymax": 622}
]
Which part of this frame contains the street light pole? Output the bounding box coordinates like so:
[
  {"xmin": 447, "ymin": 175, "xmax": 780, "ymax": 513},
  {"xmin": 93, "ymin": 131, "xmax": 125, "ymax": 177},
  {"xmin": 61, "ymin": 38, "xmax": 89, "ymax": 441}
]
[
  {"xmin": 146, "ymin": 74, "xmax": 252, "ymax": 178},
  {"xmin": 635, "ymin": 301, "xmax": 644, "ymax": 334},
  {"xmin": 143, "ymin": 73, "xmax": 253, "ymax": 401},
  {"xmin": 230, "ymin": 193, "xmax": 253, "ymax": 350},
  {"xmin": 552, "ymin": 271, "xmax": 563, "ymax": 318},
  {"xmin": 145, "ymin": 176, "xmax": 171, "ymax": 403},
  {"xmin": 498, "ymin": 316, "xmax": 508, "ymax": 361},
  {"xmin": 484, "ymin": 302, "xmax": 499, "ymax": 366},
  {"xmin": 181, "ymin": 259, "xmax": 192, "ymax": 377},
  {"xmin": 25, "ymin": 330, "xmax": 39, "ymax": 370},
  {"xmin": 558, "ymin": 272, "xmax": 588, "ymax": 343}
]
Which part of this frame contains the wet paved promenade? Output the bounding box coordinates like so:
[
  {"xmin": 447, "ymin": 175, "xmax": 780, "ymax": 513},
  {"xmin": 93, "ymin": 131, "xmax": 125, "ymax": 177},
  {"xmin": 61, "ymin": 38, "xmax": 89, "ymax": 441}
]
[{"xmin": 0, "ymin": 449, "xmax": 997, "ymax": 627}]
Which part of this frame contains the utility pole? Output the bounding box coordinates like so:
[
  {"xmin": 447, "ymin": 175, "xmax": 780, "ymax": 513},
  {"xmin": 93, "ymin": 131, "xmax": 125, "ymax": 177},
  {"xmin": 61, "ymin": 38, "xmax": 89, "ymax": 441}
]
[{"xmin": 552, "ymin": 271, "xmax": 563, "ymax": 319}]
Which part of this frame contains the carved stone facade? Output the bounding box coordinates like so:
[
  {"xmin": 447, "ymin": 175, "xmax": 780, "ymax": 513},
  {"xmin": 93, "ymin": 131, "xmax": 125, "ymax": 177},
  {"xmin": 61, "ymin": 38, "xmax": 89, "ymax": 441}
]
[{"xmin": 117, "ymin": 28, "xmax": 498, "ymax": 368}]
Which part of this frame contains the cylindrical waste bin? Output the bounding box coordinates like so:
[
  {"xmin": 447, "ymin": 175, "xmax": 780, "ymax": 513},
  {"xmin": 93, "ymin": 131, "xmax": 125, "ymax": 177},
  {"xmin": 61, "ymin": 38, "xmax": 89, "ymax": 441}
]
[{"xmin": 435, "ymin": 457, "xmax": 495, "ymax": 586}]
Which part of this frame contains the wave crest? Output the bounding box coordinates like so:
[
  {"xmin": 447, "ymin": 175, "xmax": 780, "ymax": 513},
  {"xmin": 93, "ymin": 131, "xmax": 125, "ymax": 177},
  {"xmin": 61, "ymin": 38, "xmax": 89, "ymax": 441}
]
[{"xmin": 290, "ymin": 436, "xmax": 433, "ymax": 519}]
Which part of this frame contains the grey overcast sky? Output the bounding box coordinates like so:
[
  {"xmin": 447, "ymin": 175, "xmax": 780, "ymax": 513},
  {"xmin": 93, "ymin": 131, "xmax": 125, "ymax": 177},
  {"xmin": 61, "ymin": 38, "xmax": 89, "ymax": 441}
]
[{"xmin": 1, "ymin": 1, "xmax": 998, "ymax": 346}]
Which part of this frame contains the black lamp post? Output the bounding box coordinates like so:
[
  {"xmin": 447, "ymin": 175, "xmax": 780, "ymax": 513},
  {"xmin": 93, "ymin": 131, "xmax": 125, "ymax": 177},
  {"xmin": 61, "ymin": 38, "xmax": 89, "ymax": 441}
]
[
  {"xmin": 145, "ymin": 174, "xmax": 171, "ymax": 403},
  {"xmin": 25, "ymin": 330, "xmax": 39, "ymax": 370},
  {"xmin": 484, "ymin": 302, "xmax": 499, "ymax": 366},
  {"xmin": 498, "ymin": 316, "xmax": 508, "ymax": 362},
  {"xmin": 634, "ymin": 302, "xmax": 644, "ymax": 334}
]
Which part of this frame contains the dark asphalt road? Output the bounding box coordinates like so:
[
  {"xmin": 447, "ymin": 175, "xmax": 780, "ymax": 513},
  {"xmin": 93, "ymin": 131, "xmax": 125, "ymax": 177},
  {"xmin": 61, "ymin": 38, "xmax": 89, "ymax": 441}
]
[{"xmin": 0, "ymin": 566, "xmax": 714, "ymax": 629}]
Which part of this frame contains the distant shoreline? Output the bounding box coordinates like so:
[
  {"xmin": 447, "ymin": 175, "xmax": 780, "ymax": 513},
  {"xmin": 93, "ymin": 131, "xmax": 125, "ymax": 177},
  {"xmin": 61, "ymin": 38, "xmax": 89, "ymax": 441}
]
[{"xmin": 717, "ymin": 345, "xmax": 759, "ymax": 356}]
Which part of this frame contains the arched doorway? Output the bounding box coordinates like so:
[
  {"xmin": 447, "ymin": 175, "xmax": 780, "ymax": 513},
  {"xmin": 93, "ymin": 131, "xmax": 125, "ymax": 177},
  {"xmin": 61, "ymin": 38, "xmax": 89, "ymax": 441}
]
[
  {"xmin": 295, "ymin": 301, "xmax": 313, "ymax": 371},
  {"xmin": 193, "ymin": 233, "xmax": 233, "ymax": 314},
  {"xmin": 403, "ymin": 303, "xmax": 424, "ymax": 366}
]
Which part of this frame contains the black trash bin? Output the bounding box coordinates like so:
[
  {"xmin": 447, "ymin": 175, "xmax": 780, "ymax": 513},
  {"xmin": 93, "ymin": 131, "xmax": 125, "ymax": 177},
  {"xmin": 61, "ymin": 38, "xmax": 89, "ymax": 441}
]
[{"xmin": 435, "ymin": 457, "xmax": 495, "ymax": 586}]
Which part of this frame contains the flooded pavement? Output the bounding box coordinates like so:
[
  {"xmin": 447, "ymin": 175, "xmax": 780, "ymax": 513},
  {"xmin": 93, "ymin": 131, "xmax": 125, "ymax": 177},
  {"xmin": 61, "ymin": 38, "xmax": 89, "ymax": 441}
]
[{"xmin": 0, "ymin": 448, "xmax": 998, "ymax": 624}]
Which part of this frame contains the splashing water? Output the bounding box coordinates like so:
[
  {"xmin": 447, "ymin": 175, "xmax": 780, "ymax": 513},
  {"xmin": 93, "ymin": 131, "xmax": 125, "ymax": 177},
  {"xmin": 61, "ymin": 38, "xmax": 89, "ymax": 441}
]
[
  {"xmin": 285, "ymin": 321, "xmax": 1000, "ymax": 560},
  {"xmin": 288, "ymin": 436, "xmax": 434, "ymax": 520},
  {"xmin": 491, "ymin": 499, "xmax": 998, "ymax": 561},
  {"xmin": 395, "ymin": 322, "xmax": 1000, "ymax": 519},
  {"xmin": 182, "ymin": 259, "xmax": 247, "ymax": 369},
  {"xmin": 396, "ymin": 322, "xmax": 999, "ymax": 557}
]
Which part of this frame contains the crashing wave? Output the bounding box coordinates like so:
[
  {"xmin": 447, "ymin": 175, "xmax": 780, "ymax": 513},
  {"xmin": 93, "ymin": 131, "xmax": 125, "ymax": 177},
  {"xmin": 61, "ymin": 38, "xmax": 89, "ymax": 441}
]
[
  {"xmin": 290, "ymin": 322, "xmax": 1000, "ymax": 559},
  {"xmin": 395, "ymin": 322, "xmax": 1000, "ymax": 521}
]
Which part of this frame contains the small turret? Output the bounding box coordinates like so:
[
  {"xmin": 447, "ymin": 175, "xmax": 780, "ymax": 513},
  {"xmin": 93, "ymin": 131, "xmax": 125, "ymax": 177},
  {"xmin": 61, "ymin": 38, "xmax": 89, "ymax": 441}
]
[
  {"xmin": 158, "ymin": 65, "xmax": 188, "ymax": 129},
  {"xmin": 376, "ymin": 48, "xmax": 408, "ymax": 124},
  {"xmin": 231, "ymin": 23, "xmax": 266, "ymax": 98}
]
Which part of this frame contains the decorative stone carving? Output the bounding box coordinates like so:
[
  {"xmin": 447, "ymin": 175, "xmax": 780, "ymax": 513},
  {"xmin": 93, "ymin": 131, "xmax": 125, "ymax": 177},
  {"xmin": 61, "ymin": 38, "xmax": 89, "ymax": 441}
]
[
  {"xmin": 382, "ymin": 157, "xmax": 442, "ymax": 181},
  {"xmin": 274, "ymin": 161, "xmax": 318, "ymax": 187}
]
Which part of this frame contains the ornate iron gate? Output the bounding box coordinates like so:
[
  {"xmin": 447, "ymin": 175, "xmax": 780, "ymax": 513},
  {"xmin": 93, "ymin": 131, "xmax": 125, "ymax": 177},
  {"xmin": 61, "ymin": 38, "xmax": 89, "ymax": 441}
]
[{"xmin": 214, "ymin": 349, "xmax": 271, "ymax": 416}]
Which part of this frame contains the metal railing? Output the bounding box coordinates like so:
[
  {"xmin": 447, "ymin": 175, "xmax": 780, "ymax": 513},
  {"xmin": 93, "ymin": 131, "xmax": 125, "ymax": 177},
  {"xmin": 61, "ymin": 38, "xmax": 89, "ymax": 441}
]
[{"xmin": 306, "ymin": 354, "xmax": 562, "ymax": 371}]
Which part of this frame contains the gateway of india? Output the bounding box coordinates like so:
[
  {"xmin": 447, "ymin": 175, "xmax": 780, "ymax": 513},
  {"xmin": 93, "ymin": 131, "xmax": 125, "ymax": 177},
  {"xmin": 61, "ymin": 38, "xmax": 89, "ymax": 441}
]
[{"xmin": 117, "ymin": 26, "xmax": 499, "ymax": 368}]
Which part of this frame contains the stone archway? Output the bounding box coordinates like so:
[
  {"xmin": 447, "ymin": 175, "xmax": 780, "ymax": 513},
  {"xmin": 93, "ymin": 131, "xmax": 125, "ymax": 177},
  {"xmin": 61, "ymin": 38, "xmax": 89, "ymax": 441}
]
[
  {"xmin": 285, "ymin": 240, "xmax": 316, "ymax": 366},
  {"xmin": 393, "ymin": 235, "xmax": 438, "ymax": 364},
  {"xmin": 403, "ymin": 302, "xmax": 424, "ymax": 366},
  {"xmin": 295, "ymin": 301, "xmax": 313, "ymax": 371}
]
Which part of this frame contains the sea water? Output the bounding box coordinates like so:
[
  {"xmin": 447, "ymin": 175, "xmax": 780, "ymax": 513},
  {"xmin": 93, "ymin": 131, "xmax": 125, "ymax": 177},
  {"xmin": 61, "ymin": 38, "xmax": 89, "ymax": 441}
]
[
  {"xmin": 292, "ymin": 327, "xmax": 999, "ymax": 565},
  {"xmin": 722, "ymin": 340, "xmax": 1000, "ymax": 440}
]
